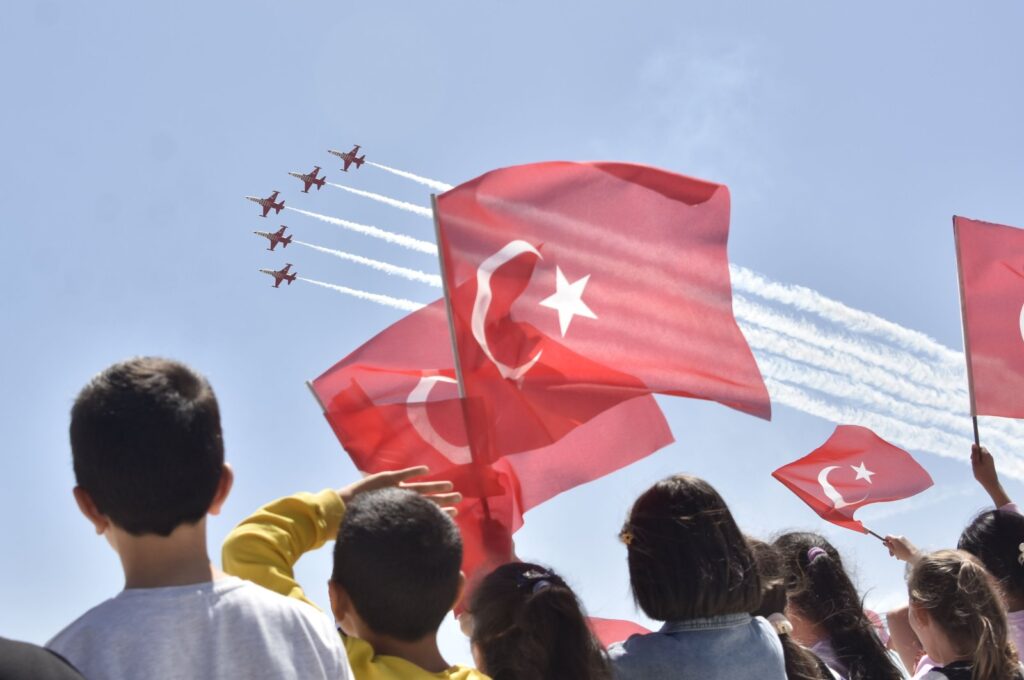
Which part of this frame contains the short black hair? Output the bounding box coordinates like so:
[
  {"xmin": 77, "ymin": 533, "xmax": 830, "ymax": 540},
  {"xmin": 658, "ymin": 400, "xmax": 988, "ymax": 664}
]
[
  {"xmin": 959, "ymin": 508, "xmax": 1024, "ymax": 604},
  {"xmin": 622, "ymin": 474, "xmax": 761, "ymax": 621},
  {"xmin": 332, "ymin": 488, "xmax": 462, "ymax": 641},
  {"xmin": 70, "ymin": 357, "xmax": 224, "ymax": 536}
]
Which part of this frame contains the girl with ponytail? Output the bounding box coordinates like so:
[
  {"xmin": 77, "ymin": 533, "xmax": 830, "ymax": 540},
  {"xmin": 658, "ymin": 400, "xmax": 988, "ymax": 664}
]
[
  {"xmin": 464, "ymin": 561, "xmax": 612, "ymax": 680},
  {"xmin": 907, "ymin": 550, "xmax": 1023, "ymax": 680},
  {"xmin": 748, "ymin": 538, "xmax": 837, "ymax": 680},
  {"xmin": 774, "ymin": 532, "xmax": 904, "ymax": 680}
]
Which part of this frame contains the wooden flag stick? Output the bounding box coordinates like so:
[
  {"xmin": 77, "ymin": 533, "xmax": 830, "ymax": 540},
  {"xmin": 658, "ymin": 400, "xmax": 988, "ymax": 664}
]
[
  {"xmin": 953, "ymin": 216, "xmax": 982, "ymax": 448},
  {"xmin": 865, "ymin": 528, "xmax": 886, "ymax": 542},
  {"xmin": 431, "ymin": 194, "xmax": 492, "ymax": 520}
]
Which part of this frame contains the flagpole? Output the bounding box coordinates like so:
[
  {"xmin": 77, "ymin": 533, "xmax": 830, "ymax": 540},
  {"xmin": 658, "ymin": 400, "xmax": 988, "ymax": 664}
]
[
  {"xmin": 953, "ymin": 216, "xmax": 982, "ymax": 448},
  {"xmin": 864, "ymin": 528, "xmax": 885, "ymax": 543},
  {"xmin": 431, "ymin": 194, "xmax": 492, "ymax": 521}
]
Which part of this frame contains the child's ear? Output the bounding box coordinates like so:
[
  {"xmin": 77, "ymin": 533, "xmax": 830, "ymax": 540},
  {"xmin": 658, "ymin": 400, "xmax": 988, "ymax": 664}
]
[
  {"xmin": 328, "ymin": 581, "xmax": 353, "ymax": 629},
  {"xmin": 208, "ymin": 463, "xmax": 234, "ymax": 516},
  {"xmin": 908, "ymin": 602, "xmax": 930, "ymax": 630},
  {"xmin": 452, "ymin": 571, "xmax": 467, "ymax": 611},
  {"xmin": 73, "ymin": 486, "xmax": 109, "ymax": 535}
]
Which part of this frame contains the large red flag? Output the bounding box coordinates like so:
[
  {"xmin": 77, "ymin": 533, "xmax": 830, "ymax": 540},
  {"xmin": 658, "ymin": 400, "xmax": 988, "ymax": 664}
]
[
  {"xmin": 954, "ymin": 215, "xmax": 1024, "ymax": 419},
  {"xmin": 772, "ymin": 425, "xmax": 933, "ymax": 533},
  {"xmin": 310, "ymin": 298, "xmax": 674, "ymax": 580},
  {"xmin": 434, "ymin": 161, "xmax": 771, "ymax": 427}
]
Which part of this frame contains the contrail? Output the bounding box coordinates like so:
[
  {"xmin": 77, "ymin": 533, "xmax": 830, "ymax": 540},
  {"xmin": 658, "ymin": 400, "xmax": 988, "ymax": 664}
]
[
  {"xmin": 298, "ymin": 277, "xmax": 426, "ymax": 312},
  {"xmin": 294, "ymin": 240, "xmax": 442, "ymax": 287},
  {"xmin": 367, "ymin": 162, "xmax": 454, "ymax": 192},
  {"xmin": 285, "ymin": 207, "xmax": 438, "ymax": 256},
  {"xmin": 730, "ymin": 264, "xmax": 963, "ymax": 367},
  {"xmin": 326, "ymin": 182, "xmax": 433, "ymax": 218}
]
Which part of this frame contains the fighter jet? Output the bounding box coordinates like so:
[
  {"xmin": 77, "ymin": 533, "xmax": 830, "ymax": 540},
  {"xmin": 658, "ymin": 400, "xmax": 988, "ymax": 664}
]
[
  {"xmin": 288, "ymin": 166, "xmax": 326, "ymax": 193},
  {"xmin": 259, "ymin": 263, "xmax": 297, "ymax": 288},
  {"xmin": 327, "ymin": 144, "xmax": 365, "ymax": 172},
  {"xmin": 246, "ymin": 190, "xmax": 285, "ymax": 217},
  {"xmin": 254, "ymin": 226, "xmax": 292, "ymax": 252}
]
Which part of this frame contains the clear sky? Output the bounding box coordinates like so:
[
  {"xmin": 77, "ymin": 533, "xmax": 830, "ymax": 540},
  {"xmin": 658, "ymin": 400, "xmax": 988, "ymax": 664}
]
[{"xmin": 3, "ymin": 0, "xmax": 1024, "ymax": 663}]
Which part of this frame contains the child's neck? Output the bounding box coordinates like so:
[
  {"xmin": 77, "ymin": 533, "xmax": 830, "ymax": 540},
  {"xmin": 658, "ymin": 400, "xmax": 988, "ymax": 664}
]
[
  {"xmin": 368, "ymin": 633, "xmax": 449, "ymax": 674},
  {"xmin": 111, "ymin": 519, "xmax": 221, "ymax": 589}
]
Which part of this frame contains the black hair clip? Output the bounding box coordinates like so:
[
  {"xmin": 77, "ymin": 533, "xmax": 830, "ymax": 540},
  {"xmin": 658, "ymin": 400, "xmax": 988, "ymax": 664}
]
[{"xmin": 515, "ymin": 568, "xmax": 554, "ymax": 594}]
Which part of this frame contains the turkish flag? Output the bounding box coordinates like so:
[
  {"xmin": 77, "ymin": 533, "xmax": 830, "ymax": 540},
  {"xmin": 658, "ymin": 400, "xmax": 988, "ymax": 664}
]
[
  {"xmin": 310, "ymin": 298, "xmax": 674, "ymax": 580},
  {"xmin": 772, "ymin": 425, "xmax": 933, "ymax": 533},
  {"xmin": 954, "ymin": 216, "xmax": 1024, "ymax": 418},
  {"xmin": 434, "ymin": 161, "xmax": 771, "ymax": 425}
]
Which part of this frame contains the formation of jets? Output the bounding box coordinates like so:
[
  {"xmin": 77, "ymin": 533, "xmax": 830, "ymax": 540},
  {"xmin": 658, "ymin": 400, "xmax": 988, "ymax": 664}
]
[
  {"xmin": 249, "ymin": 143, "xmax": 367, "ymax": 289},
  {"xmin": 254, "ymin": 225, "xmax": 292, "ymax": 251},
  {"xmin": 328, "ymin": 144, "xmax": 365, "ymax": 172},
  {"xmin": 259, "ymin": 263, "xmax": 297, "ymax": 288},
  {"xmin": 289, "ymin": 165, "xmax": 326, "ymax": 193}
]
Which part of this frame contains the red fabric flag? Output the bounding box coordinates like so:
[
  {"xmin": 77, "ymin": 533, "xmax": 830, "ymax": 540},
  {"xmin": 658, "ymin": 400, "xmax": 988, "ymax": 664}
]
[
  {"xmin": 434, "ymin": 161, "xmax": 771, "ymax": 427},
  {"xmin": 772, "ymin": 425, "xmax": 933, "ymax": 533},
  {"xmin": 310, "ymin": 298, "xmax": 674, "ymax": 581},
  {"xmin": 588, "ymin": 618, "xmax": 651, "ymax": 648},
  {"xmin": 954, "ymin": 215, "xmax": 1024, "ymax": 418}
]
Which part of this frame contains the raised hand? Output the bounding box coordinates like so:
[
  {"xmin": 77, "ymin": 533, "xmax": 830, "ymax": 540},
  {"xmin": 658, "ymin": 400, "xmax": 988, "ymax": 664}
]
[
  {"xmin": 337, "ymin": 466, "xmax": 462, "ymax": 515},
  {"xmin": 971, "ymin": 444, "xmax": 1012, "ymax": 508}
]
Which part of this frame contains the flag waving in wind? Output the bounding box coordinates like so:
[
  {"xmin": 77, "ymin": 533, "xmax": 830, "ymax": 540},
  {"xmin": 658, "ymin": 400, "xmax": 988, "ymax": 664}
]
[
  {"xmin": 772, "ymin": 425, "xmax": 934, "ymax": 533},
  {"xmin": 954, "ymin": 215, "xmax": 1024, "ymax": 419},
  {"xmin": 434, "ymin": 161, "xmax": 771, "ymax": 425}
]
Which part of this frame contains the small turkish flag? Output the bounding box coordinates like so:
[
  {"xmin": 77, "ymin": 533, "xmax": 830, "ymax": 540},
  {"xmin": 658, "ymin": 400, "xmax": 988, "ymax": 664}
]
[
  {"xmin": 954, "ymin": 216, "xmax": 1024, "ymax": 418},
  {"xmin": 434, "ymin": 161, "xmax": 771, "ymax": 424},
  {"xmin": 772, "ymin": 425, "xmax": 933, "ymax": 533},
  {"xmin": 588, "ymin": 618, "xmax": 651, "ymax": 648}
]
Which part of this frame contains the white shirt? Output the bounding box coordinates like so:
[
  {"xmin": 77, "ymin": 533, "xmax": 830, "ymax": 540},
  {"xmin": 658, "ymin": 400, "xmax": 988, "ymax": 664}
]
[{"xmin": 48, "ymin": 576, "xmax": 351, "ymax": 680}]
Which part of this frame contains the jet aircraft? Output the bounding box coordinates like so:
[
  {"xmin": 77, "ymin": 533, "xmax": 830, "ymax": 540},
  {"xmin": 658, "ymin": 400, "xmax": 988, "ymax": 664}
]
[
  {"xmin": 246, "ymin": 190, "xmax": 285, "ymax": 217},
  {"xmin": 327, "ymin": 144, "xmax": 365, "ymax": 172},
  {"xmin": 254, "ymin": 226, "xmax": 292, "ymax": 251},
  {"xmin": 259, "ymin": 263, "xmax": 297, "ymax": 288},
  {"xmin": 288, "ymin": 166, "xmax": 326, "ymax": 193}
]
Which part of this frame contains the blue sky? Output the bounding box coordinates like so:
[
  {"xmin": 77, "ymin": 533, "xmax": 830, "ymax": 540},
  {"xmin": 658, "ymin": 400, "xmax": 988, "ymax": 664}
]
[{"xmin": 3, "ymin": 0, "xmax": 1024, "ymax": 662}]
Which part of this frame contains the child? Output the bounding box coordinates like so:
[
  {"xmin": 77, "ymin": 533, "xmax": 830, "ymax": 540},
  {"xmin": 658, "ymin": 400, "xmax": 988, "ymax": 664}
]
[
  {"xmin": 907, "ymin": 550, "xmax": 1023, "ymax": 679},
  {"xmin": 774, "ymin": 532, "xmax": 904, "ymax": 680},
  {"xmin": 462, "ymin": 561, "xmax": 612, "ymax": 680},
  {"xmin": 47, "ymin": 357, "xmax": 351, "ymax": 680},
  {"xmin": 222, "ymin": 466, "xmax": 488, "ymax": 679},
  {"xmin": 748, "ymin": 538, "xmax": 837, "ymax": 680},
  {"xmin": 607, "ymin": 474, "xmax": 786, "ymax": 679}
]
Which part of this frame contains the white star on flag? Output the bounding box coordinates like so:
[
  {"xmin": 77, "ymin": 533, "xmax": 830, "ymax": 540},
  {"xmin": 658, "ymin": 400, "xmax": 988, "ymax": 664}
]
[
  {"xmin": 539, "ymin": 266, "xmax": 598, "ymax": 337},
  {"xmin": 851, "ymin": 462, "xmax": 875, "ymax": 484}
]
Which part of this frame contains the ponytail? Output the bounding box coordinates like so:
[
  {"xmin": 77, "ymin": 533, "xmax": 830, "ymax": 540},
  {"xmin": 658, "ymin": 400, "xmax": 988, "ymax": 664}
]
[
  {"xmin": 910, "ymin": 550, "xmax": 1019, "ymax": 680},
  {"xmin": 774, "ymin": 532, "xmax": 902, "ymax": 680}
]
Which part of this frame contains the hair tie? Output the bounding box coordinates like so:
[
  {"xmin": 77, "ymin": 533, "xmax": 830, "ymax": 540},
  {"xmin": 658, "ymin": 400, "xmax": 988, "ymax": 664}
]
[
  {"xmin": 807, "ymin": 547, "xmax": 827, "ymax": 563},
  {"xmin": 1017, "ymin": 543, "xmax": 1024, "ymax": 566},
  {"xmin": 767, "ymin": 612, "xmax": 794, "ymax": 636},
  {"xmin": 532, "ymin": 579, "xmax": 551, "ymax": 594}
]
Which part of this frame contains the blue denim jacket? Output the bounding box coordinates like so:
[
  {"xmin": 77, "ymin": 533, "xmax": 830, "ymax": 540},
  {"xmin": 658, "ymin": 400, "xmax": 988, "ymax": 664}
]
[{"xmin": 607, "ymin": 613, "xmax": 786, "ymax": 680}]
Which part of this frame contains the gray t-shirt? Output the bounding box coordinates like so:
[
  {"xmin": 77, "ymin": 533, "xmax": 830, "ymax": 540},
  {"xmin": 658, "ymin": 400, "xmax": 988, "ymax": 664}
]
[{"xmin": 47, "ymin": 576, "xmax": 351, "ymax": 680}]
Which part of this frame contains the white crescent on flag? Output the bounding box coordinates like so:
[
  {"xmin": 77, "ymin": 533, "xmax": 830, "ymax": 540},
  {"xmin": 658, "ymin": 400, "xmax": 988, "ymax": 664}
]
[
  {"xmin": 817, "ymin": 465, "xmax": 867, "ymax": 510},
  {"xmin": 472, "ymin": 240, "xmax": 544, "ymax": 381},
  {"xmin": 406, "ymin": 375, "xmax": 471, "ymax": 464}
]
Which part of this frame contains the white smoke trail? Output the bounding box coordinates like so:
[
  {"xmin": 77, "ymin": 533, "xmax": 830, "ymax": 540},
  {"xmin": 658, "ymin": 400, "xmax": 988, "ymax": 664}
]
[
  {"xmin": 731, "ymin": 264, "xmax": 964, "ymax": 367},
  {"xmin": 298, "ymin": 277, "xmax": 426, "ymax": 312},
  {"xmin": 294, "ymin": 240, "xmax": 442, "ymax": 287},
  {"xmin": 367, "ymin": 162, "xmax": 454, "ymax": 193},
  {"xmin": 326, "ymin": 182, "xmax": 433, "ymax": 218},
  {"xmin": 286, "ymin": 207, "xmax": 438, "ymax": 256}
]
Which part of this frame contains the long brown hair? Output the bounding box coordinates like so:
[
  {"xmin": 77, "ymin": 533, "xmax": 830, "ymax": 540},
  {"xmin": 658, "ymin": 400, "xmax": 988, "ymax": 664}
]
[
  {"xmin": 909, "ymin": 550, "xmax": 1020, "ymax": 680},
  {"xmin": 468, "ymin": 562, "xmax": 612, "ymax": 680},
  {"xmin": 774, "ymin": 532, "xmax": 902, "ymax": 680}
]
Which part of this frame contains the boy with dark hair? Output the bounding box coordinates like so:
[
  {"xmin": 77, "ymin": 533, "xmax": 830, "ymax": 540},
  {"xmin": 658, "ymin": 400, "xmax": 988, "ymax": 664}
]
[
  {"xmin": 223, "ymin": 466, "xmax": 488, "ymax": 679},
  {"xmin": 48, "ymin": 357, "xmax": 351, "ymax": 680}
]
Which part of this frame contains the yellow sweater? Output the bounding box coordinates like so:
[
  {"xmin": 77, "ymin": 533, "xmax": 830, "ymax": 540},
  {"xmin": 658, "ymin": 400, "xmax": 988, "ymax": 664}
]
[{"xmin": 222, "ymin": 489, "xmax": 487, "ymax": 680}]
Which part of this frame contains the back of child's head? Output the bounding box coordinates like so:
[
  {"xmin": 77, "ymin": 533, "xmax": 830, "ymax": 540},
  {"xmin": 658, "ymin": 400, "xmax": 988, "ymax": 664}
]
[
  {"xmin": 958, "ymin": 509, "xmax": 1024, "ymax": 608},
  {"xmin": 70, "ymin": 357, "xmax": 224, "ymax": 536},
  {"xmin": 909, "ymin": 549, "xmax": 1019, "ymax": 680},
  {"xmin": 467, "ymin": 561, "xmax": 611, "ymax": 680},
  {"xmin": 331, "ymin": 487, "xmax": 462, "ymax": 642},
  {"xmin": 773, "ymin": 532, "xmax": 902, "ymax": 680},
  {"xmin": 748, "ymin": 538, "xmax": 831, "ymax": 680},
  {"xmin": 621, "ymin": 474, "xmax": 760, "ymax": 621}
]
